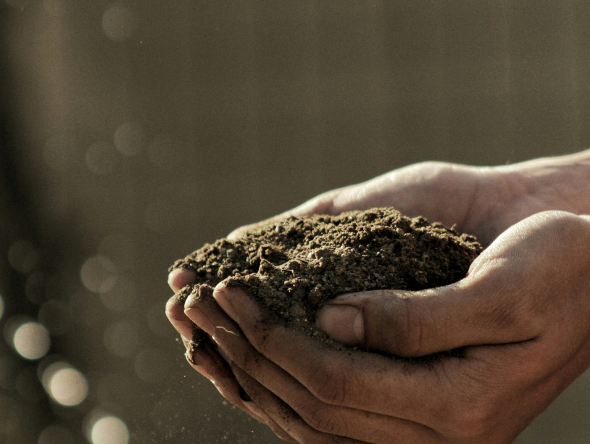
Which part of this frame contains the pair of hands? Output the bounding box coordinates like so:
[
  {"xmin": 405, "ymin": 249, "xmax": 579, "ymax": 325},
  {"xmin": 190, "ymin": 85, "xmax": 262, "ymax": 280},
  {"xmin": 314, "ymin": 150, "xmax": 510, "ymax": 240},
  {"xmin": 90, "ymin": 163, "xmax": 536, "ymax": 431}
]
[{"xmin": 167, "ymin": 157, "xmax": 590, "ymax": 443}]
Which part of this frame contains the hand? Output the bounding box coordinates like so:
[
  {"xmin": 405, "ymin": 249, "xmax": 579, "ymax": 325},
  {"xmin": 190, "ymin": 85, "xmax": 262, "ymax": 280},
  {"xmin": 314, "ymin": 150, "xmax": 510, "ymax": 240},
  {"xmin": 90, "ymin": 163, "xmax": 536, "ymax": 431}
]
[
  {"xmin": 182, "ymin": 211, "xmax": 590, "ymax": 443},
  {"xmin": 165, "ymin": 291, "xmax": 297, "ymax": 441},
  {"xmin": 167, "ymin": 152, "xmax": 590, "ymax": 441},
  {"xmin": 168, "ymin": 151, "xmax": 590, "ymax": 295},
  {"xmin": 224, "ymin": 152, "xmax": 590, "ymax": 247}
]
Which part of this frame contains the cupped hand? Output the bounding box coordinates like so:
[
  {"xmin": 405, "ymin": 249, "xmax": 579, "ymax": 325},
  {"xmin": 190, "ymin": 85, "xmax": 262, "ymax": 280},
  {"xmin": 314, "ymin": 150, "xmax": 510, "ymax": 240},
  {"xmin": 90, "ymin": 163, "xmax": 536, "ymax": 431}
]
[
  {"xmin": 165, "ymin": 284, "xmax": 297, "ymax": 442},
  {"xmin": 181, "ymin": 211, "xmax": 590, "ymax": 443},
  {"xmin": 224, "ymin": 153, "xmax": 589, "ymax": 247},
  {"xmin": 166, "ymin": 153, "xmax": 590, "ymax": 441},
  {"xmin": 168, "ymin": 153, "xmax": 587, "ymax": 296}
]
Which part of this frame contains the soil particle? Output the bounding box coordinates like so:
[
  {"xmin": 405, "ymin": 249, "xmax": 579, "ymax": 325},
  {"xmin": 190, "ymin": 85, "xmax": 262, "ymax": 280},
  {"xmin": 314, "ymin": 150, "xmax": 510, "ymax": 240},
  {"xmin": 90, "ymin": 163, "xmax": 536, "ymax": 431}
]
[{"xmin": 170, "ymin": 207, "xmax": 482, "ymax": 349}]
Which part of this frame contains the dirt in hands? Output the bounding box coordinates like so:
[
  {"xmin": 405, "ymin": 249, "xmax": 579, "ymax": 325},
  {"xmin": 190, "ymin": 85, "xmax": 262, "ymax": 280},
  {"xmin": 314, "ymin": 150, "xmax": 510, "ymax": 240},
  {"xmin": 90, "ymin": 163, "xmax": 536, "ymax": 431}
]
[{"xmin": 170, "ymin": 207, "xmax": 482, "ymax": 350}]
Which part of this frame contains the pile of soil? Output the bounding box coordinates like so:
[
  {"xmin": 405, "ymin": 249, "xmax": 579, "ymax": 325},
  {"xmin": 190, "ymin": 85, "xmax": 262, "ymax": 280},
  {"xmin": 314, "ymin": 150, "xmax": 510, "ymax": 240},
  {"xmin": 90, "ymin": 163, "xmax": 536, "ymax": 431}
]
[{"xmin": 170, "ymin": 207, "xmax": 482, "ymax": 348}]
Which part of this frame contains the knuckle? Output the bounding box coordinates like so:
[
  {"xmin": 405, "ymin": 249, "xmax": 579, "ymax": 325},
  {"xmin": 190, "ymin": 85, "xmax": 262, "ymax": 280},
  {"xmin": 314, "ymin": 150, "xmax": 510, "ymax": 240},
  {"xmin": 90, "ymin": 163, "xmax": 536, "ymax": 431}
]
[
  {"xmin": 242, "ymin": 313, "xmax": 272, "ymax": 349},
  {"xmin": 247, "ymin": 328, "xmax": 266, "ymax": 351},
  {"xmin": 393, "ymin": 300, "xmax": 428, "ymax": 357},
  {"xmin": 472, "ymin": 270, "xmax": 542, "ymax": 338},
  {"xmin": 247, "ymin": 325, "xmax": 274, "ymax": 357},
  {"xmin": 308, "ymin": 193, "xmax": 336, "ymax": 215},
  {"xmin": 231, "ymin": 347, "xmax": 260, "ymax": 373},
  {"xmin": 300, "ymin": 405, "xmax": 339, "ymax": 434},
  {"xmin": 443, "ymin": 397, "xmax": 496, "ymax": 439},
  {"xmin": 307, "ymin": 365, "xmax": 348, "ymax": 406}
]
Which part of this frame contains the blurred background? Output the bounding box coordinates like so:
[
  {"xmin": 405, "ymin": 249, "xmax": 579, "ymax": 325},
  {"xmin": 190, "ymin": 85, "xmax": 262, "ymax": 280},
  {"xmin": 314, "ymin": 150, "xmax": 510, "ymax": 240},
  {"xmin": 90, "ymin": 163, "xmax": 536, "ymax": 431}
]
[{"xmin": 0, "ymin": 1, "xmax": 589, "ymax": 443}]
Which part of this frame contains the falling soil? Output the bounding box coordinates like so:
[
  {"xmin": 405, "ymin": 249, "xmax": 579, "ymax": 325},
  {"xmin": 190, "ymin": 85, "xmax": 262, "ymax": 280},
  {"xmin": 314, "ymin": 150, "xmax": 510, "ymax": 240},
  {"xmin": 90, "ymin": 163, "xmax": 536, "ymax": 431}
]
[{"xmin": 170, "ymin": 207, "xmax": 482, "ymax": 349}]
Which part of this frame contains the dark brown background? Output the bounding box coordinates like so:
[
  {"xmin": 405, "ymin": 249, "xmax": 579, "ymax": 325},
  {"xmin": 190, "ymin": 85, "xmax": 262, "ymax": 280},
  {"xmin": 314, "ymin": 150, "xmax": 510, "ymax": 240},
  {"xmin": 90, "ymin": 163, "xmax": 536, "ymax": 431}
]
[{"xmin": 1, "ymin": 1, "xmax": 589, "ymax": 443}]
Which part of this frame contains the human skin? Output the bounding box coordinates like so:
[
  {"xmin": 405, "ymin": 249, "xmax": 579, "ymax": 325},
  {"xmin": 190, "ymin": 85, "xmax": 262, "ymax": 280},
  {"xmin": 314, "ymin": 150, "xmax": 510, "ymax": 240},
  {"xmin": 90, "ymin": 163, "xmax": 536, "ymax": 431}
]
[{"xmin": 166, "ymin": 150, "xmax": 590, "ymax": 443}]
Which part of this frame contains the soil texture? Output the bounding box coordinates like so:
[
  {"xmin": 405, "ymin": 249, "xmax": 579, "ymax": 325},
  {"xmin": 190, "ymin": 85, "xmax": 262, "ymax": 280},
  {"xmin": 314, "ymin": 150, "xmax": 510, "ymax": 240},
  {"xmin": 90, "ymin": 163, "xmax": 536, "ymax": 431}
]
[{"xmin": 170, "ymin": 207, "xmax": 482, "ymax": 348}]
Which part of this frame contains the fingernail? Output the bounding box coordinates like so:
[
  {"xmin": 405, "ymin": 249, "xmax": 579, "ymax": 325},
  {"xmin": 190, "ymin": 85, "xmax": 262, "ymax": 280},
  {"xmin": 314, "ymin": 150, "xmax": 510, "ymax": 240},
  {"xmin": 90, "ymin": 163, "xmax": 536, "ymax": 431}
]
[
  {"xmin": 213, "ymin": 284, "xmax": 239, "ymax": 321},
  {"xmin": 184, "ymin": 351, "xmax": 216, "ymax": 381},
  {"xmin": 316, "ymin": 305, "xmax": 364, "ymax": 345}
]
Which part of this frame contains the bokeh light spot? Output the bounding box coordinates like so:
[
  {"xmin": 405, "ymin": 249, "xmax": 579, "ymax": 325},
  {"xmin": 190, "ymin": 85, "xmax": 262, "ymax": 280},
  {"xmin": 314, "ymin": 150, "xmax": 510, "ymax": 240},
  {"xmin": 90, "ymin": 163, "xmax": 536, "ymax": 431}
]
[
  {"xmin": 134, "ymin": 348, "xmax": 169, "ymax": 383},
  {"xmin": 38, "ymin": 424, "xmax": 75, "ymax": 444},
  {"xmin": 86, "ymin": 141, "xmax": 117, "ymax": 175},
  {"xmin": 3, "ymin": 315, "xmax": 31, "ymax": 349},
  {"xmin": 102, "ymin": 4, "xmax": 137, "ymax": 42},
  {"xmin": 80, "ymin": 256, "xmax": 117, "ymax": 294},
  {"xmin": 13, "ymin": 322, "xmax": 50, "ymax": 360},
  {"xmin": 41, "ymin": 361, "xmax": 68, "ymax": 390},
  {"xmin": 103, "ymin": 321, "xmax": 139, "ymax": 357},
  {"xmin": 48, "ymin": 367, "xmax": 88, "ymax": 406},
  {"xmin": 114, "ymin": 122, "xmax": 146, "ymax": 156},
  {"xmin": 91, "ymin": 416, "xmax": 129, "ymax": 444},
  {"xmin": 8, "ymin": 240, "xmax": 39, "ymax": 273}
]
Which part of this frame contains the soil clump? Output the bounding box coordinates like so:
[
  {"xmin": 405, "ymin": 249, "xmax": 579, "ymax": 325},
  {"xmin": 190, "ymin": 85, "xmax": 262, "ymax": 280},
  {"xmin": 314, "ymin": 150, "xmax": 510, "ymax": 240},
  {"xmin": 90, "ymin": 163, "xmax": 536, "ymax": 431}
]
[{"xmin": 170, "ymin": 207, "xmax": 482, "ymax": 349}]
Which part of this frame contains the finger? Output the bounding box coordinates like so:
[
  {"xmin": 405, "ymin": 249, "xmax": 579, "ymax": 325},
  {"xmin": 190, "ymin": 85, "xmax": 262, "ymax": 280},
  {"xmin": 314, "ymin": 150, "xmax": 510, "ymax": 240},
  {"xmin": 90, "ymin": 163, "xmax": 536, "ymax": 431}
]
[
  {"xmin": 226, "ymin": 186, "xmax": 359, "ymax": 240},
  {"xmin": 189, "ymin": 346, "xmax": 296, "ymax": 443},
  {"xmin": 165, "ymin": 290, "xmax": 197, "ymax": 341},
  {"xmin": 231, "ymin": 364, "xmax": 368, "ymax": 444},
  {"xmin": 168, "ymin": 289, "xmax": 237, "ymax": 390},
  {"xmin": 168, "ymin": 268, "xmax": 197, "ymax": 293},
  {"xmin": 314, "ymin": 281, "xmax": 537, "ymax": 358},
  {"xmin": 210, "ymin": 285, "xmax": 461, "ymax": 427},
  {"xmin": 185, "ymin": 339, "xmax": 230, "ymax": 390},
  {"xmin": 226, "ymin": 162, "xmax": 482, "ymax": 241},
  {"xmin": 182, "ymin": 293, "xmax": 295, "ymax": 440},
  {"xmin": 186, "ymin": 289, "xmax": 443, "ymax": 443},
  {"xmin": 242, "ymin": 399, "xmax": 297, "ymax": 442},
  {"xmin": 204, "ymin": 286, "xmax": 565, "ymax": 443},
  {"xmin": 317, "ymin": 212, "xmax": 590, "ymax": 357},
  {"xmin": 226, "ymin": 205, "xmax": 317, "ymax": 240},
  {"xmin": 183, "ymin": 339, "xmax": 277, "ymax": 426}
]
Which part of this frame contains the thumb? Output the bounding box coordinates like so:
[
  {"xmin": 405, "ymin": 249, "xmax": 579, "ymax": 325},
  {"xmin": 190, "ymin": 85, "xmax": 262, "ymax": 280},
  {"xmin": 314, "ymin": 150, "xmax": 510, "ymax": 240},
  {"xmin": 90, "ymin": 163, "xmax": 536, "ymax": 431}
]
[
  {"xmin": 316, "ymin": 278, "xmax": 538, "ymax": 357},
  {"xmin": 316, "ymin": 212, "xmax": 588, "ymax": 357}
]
